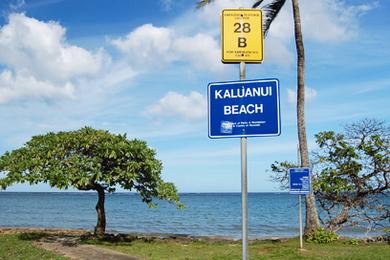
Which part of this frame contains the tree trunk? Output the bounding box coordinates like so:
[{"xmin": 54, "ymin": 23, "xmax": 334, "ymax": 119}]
[
  {"xmin": 329, "ymin": 206, "xmax": 350, "ymax": 232},
  {"xmin": 94, "ymin": 184, "xmax": 106, "ymax": 238},
  {"xmin": 291, "ymin": 0, "xmax": 321, "ymax": 234}
]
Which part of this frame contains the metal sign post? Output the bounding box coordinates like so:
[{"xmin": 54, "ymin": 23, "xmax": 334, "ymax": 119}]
[
  {"xmin": 207, "ymin": 76, "xmax": 280, "ymax": 260},
  {"xmin": 299, "ymin": 194, "xmax": 303, "ymax": 248},
  {"xmin": 240, "ymin": 62, "xmax": 248, "ymax": 260},
  {"xmin": 288, "ymin": 168, "xmax": 311, "ymax": 249},
  {"xmin": 297, "ymin": 145, "xmax": 303, "ymax": 249},
  {"xmin": 210, "ymin": 8, "xmax": 277, "ymax": 260}
]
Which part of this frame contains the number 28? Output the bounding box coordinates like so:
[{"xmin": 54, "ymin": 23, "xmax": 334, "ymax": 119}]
[{"xmin": 234, "ymin": 23, "xmax": 251, "ymax": 33}]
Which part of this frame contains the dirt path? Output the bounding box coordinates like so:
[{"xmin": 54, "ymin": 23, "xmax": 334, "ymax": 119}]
[{"xmin": 35, "ymin": 240, "xmax": 139, "ymax": 260}]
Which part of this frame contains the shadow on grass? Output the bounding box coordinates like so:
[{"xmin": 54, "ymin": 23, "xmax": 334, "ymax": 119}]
[
  {"xmin": 80, "ymin": 232, "xmax": 139, "ymax": 246},
  {"xmin": 18, "ymin": 232, "xmax": 50, "ymax": 241}
]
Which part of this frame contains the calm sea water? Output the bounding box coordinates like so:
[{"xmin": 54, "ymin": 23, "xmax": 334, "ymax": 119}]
[{"xmin": 0, "ymin": 192, "xmax": 384, "ymax": 238}]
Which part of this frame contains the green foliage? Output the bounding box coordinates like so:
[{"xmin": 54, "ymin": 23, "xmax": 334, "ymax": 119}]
[
  {"xmin": 314, "ymin": 119, "xmax": 389, "ymax": 198},
  {"xmin": 345, "ymin": 238, "xmax": 360, "ymax": 245},
  {"xmin": 269, "ymin": 161, "xmax": 298, "ymax": 190},
  {"xmin": 0, "ymin": 127, "xmax": 182, "ymax": 208},
  {"xmin": 315, "ymin": 131, "xmax": 364, "ymax": 196},
  {"xmin": 384, "ymin": 227, "xmax": 390, "ymax": 239},
  {"xmin": 269, "ymin": 119, "xmax": 389, "ymax": 232},
  {"xmin": 305, "ymin": 228, "xmax": 340, "ymax": 244},
  {"xmin": 314, "ymin": 119, "xmax": 389, "ymax": 230}
]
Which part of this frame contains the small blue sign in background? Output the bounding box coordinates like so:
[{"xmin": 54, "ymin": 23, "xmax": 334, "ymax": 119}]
[
  {"xmin": 208, "ymin": 79, "xmax": 280, "ymax": 138},
  {"xmin": 289, "ymin": 168, "xmax": 311, "ymax": 194}
]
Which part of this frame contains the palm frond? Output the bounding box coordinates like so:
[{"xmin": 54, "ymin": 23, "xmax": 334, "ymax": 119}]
[
  {"xmin": 196, "ymin": 0, "xmax": 214, "ymax": 9},
  {"xmin": 252, "ymin": 0, "xmax": 287, "ymax": 36},
  {"xmin": 252, "ymin": 0, "xmax": 266, "ymax": 9},
  {"xmin": 197, "ymin": 0, "xmax": 287, "ymax": 37}
]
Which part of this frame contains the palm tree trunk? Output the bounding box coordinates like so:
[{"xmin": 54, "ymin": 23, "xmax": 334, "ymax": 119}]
[
  {"xmin": 291, "ymin": 0, "xmax": 321, "ymax": 234},
  {"xmin": 94, "ymin": 184, "xmax": 106, "ymax": 238}
]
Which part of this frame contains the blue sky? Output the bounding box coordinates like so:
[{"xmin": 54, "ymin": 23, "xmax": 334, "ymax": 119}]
[{"xmin": 0, "ymin": 0, "xmax": 389, "ymax": 192}]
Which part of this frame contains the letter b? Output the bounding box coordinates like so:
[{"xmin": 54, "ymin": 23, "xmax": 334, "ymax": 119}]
[
  {"xmin": 224, "ymin": 106, "xmax": 232, "ymax": 115},
  {"xmin": 238, "ymin": 37, "xmax": 247, "ymax": 48}
]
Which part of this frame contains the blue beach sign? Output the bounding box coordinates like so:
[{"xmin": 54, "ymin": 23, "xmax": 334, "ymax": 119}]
[
  {"xmin": 289, "ymin": 168, "xmax": 311, "ymax": 194},
  {"xmin": 207, "ymin": 79, "xmax": 280, "ymax": 138}
]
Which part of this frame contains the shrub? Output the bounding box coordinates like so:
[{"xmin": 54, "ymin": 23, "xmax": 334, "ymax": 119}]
[
  {"xmin": 305, "ymin": 228, "xmax": 340, "ymax": 244},
  {"xmin": 345, "ymin": 238, "xmax": 360, "ymax": 245}
]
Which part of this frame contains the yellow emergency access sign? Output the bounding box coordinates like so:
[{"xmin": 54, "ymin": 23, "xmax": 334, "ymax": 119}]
[{"xmin": 221, "ymin": 9, "xmax": 263, "ymax": 63}]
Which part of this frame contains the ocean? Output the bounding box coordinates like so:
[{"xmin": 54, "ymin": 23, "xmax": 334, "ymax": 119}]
[{"xmin": 0, "ymin": 192, "xmax": 385, "ymax": 239}]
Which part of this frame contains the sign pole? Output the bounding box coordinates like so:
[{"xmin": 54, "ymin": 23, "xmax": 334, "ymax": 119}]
[
  {"xmin": 240, "ymin": 61, "xmax": 248, "ymax": 260},
  {"xmin": 297, "ymin": 144, "xmax": 303, "ymax": 249},
  {"xmin": 299, "ymin": 194, "xmax": 303, "ymax": 249},
  {"xmin": 216, "ymin": 10, "xmax": 273, "ymax": 260}
]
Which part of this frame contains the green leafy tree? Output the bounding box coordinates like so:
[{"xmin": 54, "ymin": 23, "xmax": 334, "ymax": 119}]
[
  {"xmin": 314, "ymin": 119, "xmax": 389, "ymax": 232},
  {"xmin": 271, "ymin": 119, "xmax": 389, "ymax": 234},
  {"xmin": 197, "ymin": 0, "xmax": 321, "ymax": 234},
  {"xmin": 0, "ymin": 127, "xmax": 183, "ymax": 238}
]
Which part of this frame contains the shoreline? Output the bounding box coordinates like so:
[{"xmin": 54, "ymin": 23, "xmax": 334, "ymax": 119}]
[
  {"xmin": 0, "ymin": 226, "xmax": 291, "ymax": 243},
  {"xmin": 1, "ymin": 226, "xmax": 387, "ymax": 243}
]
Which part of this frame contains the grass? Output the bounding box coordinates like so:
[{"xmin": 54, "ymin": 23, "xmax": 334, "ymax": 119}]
[
  {"xmin": 85, "ymin": 237, "xmax": 390, "ymax": 260},
  {"xmin": 1, "ymin": 232, "xmax": 389, "ymax": 260},
  {"xmin": 0, "ymin": 233, "xmax": 67, "ymax": 260}
]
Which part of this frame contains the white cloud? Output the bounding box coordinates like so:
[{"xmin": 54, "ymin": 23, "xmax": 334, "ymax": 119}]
[
  {"xmin": 145, "ymin": 91, "xmax": 206, "ymax": 121},
  {"xmin": 112, "ymin": 24, "xmax": 224, "ymax": 72},
  {"xmin": 0, "ymin": 13, "xmax": 107, "ymax": 82},
  {"xmin": 112, "ymin": 24, "xmax": 174, "ymax": 66},
  {"xmin": 173, "ymin": 33, "xmax": 222, "ymax": 71},
  {"xmin": 0, "ymin": 70, "xmax": 74, "ymax": 103},
  {"xmin": 287, "ymin": 87, "xmax": 317, "ymax": 104},
  {"xmin": 256, "ymin": 0, "xmax": 378, "ymax": 66},
  {"xmin": 287, "ymin": 89, "xmax": 295, "ymax": 104},
  {"xmin": 263, "ymin": 0, "xmax": 377, "ymax": 43},
  {"xmin": 265, "ymin": 36, "xmax": 294, "ymax": 66},
  {"xmin": 95, "ymin": 62, "xmax": 137, "ymax": 89},
  {"xmin": 306, "ymin": 87, "xmax": 318, "ymax": 100},
  {"xmin": 300, "ymin": 0, "xmax": 377, "ymax": 42},
  {"xmin": 0, "ymin": 13, "xmax": 109, "ymax": 103}
]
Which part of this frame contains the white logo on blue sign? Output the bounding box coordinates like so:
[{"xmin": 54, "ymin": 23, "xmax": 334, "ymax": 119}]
[{"xmin": 220, "ymin": 121, "xmax": 233, "ymax": 134}]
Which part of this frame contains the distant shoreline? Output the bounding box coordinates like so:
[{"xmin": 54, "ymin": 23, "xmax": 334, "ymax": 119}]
[
  {"xmin": 0, "ymin": 226, "xmax": 291, "ymax": 242},
  {"xmin": 0, "ymin": 191, "xmax": 289, "ymax": 194}
]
